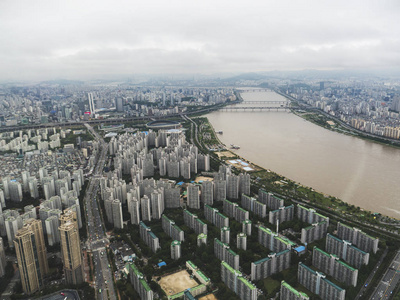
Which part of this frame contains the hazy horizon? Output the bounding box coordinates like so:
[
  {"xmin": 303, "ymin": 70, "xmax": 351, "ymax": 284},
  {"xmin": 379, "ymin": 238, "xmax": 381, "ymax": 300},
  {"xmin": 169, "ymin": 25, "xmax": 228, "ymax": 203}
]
[{"xmin": 1, "ymin": 0, "xmax": 400, "ymax": 82}]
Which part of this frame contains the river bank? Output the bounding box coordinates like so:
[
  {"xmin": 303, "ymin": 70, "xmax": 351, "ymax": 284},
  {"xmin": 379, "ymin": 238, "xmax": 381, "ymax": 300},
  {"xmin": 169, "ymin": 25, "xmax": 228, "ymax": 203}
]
[
  {"xmin": 193, "ymin": 115, "xmax": 400, "ymax": 231},
  {"xmin": 278, "ymin": 90, "xmax": 400, "ymax": 150}
]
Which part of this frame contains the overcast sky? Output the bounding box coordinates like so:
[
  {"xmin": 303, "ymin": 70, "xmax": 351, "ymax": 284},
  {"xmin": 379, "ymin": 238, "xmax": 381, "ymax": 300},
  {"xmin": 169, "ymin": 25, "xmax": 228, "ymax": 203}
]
[{"xmin": 0, "ymin": 0, "xmax": 399, "ymax": 81}]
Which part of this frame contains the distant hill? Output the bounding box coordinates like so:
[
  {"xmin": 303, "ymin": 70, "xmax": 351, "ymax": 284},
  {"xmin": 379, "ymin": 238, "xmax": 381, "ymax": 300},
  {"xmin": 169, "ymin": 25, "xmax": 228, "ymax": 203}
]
[
  {"xmin": 225, "ymin": 72, "xmax": 267, "ymax": 81},
  {"xmin": 40, "ymin": 79, "xmax": 84, "ymax": 85}
]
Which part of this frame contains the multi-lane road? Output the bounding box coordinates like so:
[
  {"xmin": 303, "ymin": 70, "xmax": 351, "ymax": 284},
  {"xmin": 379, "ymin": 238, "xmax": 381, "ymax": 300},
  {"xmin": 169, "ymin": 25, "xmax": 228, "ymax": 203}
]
[
  {"xmin": 371, "ymin": 250, "xmax": 400, "ymax": 300},
  {"xmin": 83, "ymin": 123, "xmax": 116, "ymax": 300}
]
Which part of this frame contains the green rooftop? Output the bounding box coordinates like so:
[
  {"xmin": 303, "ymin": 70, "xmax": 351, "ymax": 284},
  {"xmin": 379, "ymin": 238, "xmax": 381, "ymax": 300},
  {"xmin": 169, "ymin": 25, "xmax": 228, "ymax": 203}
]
[
  {"xmin": 221, "ymin": 261, "xmax": 241, "ymax": 275},
  {"xmin": 281, "ymin": 281, "xmax": 309, "ymax": 299},
  {"xmin": 238, "ymin": 276, "xmax": 256, "ymax": 290}
]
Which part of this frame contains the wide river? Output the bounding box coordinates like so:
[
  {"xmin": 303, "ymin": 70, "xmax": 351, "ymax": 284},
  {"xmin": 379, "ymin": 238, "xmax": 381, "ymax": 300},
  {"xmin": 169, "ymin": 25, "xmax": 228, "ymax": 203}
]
[{"xmin": 207, "ymin": 91, "xmax": 400, "ymax": 218}]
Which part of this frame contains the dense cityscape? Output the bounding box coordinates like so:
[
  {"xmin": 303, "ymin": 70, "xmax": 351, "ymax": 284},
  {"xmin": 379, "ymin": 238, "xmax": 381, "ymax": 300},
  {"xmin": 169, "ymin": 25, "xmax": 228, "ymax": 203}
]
[
  {"xmin": 1, "ymin": 1, "xmax": 400, "ymax": 300},
  {"xmin": 0, "ymin": 77, "xmax": 399, "ymax": 300}
]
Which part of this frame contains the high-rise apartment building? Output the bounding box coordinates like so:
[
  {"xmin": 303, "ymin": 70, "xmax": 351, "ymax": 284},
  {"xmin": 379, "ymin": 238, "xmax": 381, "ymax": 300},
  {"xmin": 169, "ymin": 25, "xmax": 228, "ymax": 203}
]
[
  {"xmin": 250, "ymin": 250, "xmax": 291, "ymax": 281},
  {"xmin": 129, "ymin": 263, "xmax": 153, "ymax": 300},
  {"xmin": 221, "ymin": 261, "xmax": 257, "ymax": 300},
  {"xmin": 112, "ymin": 199, "xmax": 123, "ymax": 229},
  {"xmin": 223, "ymin": 199, "xmax": 249, "ymax": 223},
  {"xmin": 298, "ymin": 262, "xmax": 345, "ymax": 300},
  {"xmin": 204, "ymin": 204, "xmax": 229, "ymax": 229},
  {"xmin": 187, "ymin": 184, "xmax": 200, "ymax": 210},
  {"xmin": 297, "ymin": 204, "xmax": 329, "ymax": 224},
  {"xmin": 336, "ymin": 222, "xmax": 378, "ymax": 254},
  {"xmin": 258, "ymin": 226, "xmax": 295, "ymax": 253},
  {"xmin": 242, "ymin": 219, "xmax": 252, "ymax": 236},
  {"xmin": 171, "ymin": 240, "xmax": 181, "ymax": 260},
  {"xmin": 325, "ymin": 234, "xmax": 369, "ymax": 269},
  {"xmin": 301, "ymin": 221, "xmax": 328, "ymax": 244},
  {"xmin": 213, "ymin": 180, "xmax": 226, "ymax": 202},
  {"xmin": 14, "ymin": 219, "xmax": 49, "ymax": 295},
  {"xmin": 162, "ymin": 215, "xmax": 184, "ymax": 242},
  {"xmin": 183, "ymin": 209, "xmax": 207, "ymax": 235},
  {"xmin": 312, "ymin": 247, "xmax": 358, "ymax": 287},
  {"xmin": 0, "ymin": 237, "xmax": 6, "ymax": 277},
  {"xmin": 280, "ymin": 280, "xmax": 309, "ymax": 300},
  {"xmin": 258, "ymin": 189, "xmax": 284, "ymax": 210},
  {"xmin": 269, "ymin": 205, "xmax": 294, "ymax": 225},
  {"xmin": 200, "ymin": 181, "xmax": 213, "ymax": 205},
  {"xmin": 241, "ymin": 194, "xmax": 266, "ymax": 218},
  {"xmin": 59, "ymin": 215, "xmax": 84, "ymax": 285},
  {"xmin": 214, "ymin": 238, "xmax": 239, "ymax": 270},
  {"xmin": 220, "ymin": 226, "xmax": 230, "ymax": 244},
  {"xmin": 139, "ymin": 221, "xmax": 160, "ymax": 253},
  {"xmin": 237, "ymin": 233, "xmax": 247, "ymax": 250}
]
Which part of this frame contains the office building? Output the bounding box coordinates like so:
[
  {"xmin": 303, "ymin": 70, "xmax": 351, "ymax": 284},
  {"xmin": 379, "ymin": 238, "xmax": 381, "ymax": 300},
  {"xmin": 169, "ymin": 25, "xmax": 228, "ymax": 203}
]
[
  {"xmin": 298, "ymin": 263, "xmax": 345, "ymax": 300},
  {"xmin": 280, "ymin": 280, "xmax": 309, "ymax": 300},
  {"xmin": 301, "ymin": 221, "xmax": 328, "ymax": 244},
  {"xmin": 129, "ymin": 263, "xmax": 153, "ymax": 300},
  {"xmin": 326, "ymin": 234, "xmax": 369, "ymax": 268},
  {"xmin": 269, "ymin": 205, "xmax": 294, "ymax": 225},
  {"xmin": 258, "ymin": 189, "xmax": 284, "ymax": 210},
  {"xmin": 14, "ymin": 219, "xmax": 49, "ymax": 295},
  {"xmin": 312, "ymin": 247, "xmax": 358, "ymax": 287},
  {"xmin": 221, "ymin": 261, "xmax": 257, "ymax": 300},
  {"xmin": 337, "ymin": 222, "xmax": 378, "ymax": 254},
  {"xmin": 171, "ymin": 240, "xmax": 181, "ymax": 260},
  {"xmin": 214, "ymin": 238, "xmax": 239, "ymax": 270},
  {"xmin": 59, "ymin": 216, "xmax": 84, "ymax": 285}
]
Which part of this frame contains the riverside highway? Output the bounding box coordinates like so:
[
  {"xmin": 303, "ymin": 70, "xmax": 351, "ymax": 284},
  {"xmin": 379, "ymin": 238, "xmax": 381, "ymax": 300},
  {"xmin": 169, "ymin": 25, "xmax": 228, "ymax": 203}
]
[{"xmin": 83, "ymin": 123, "xmax": 116, "ymax": 300}]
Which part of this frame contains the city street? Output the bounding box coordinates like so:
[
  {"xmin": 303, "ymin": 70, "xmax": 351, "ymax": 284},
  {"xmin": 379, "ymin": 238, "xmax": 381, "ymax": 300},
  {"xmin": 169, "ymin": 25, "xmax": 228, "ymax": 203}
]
[
  {"xmin": 83, "ymin": 123, "xmax": 116, "ymax": 300},
  {"xmin": 371, "ymin": 250, "xmax": 400, "ymax": 300}
]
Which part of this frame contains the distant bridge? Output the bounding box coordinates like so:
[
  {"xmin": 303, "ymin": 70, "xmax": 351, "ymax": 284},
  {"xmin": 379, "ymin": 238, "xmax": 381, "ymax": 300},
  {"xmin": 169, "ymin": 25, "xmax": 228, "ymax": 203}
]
[
  {"xmin": 236, "ymin": 89, "xmax": 272, "ymax": 93},
  {"xmin": 241, "ymin": 100, "xmax": 288, "ymax": 104},
  {"xmin": 221, "ymin": 106, "xmax": 290, "ymax": 112}
]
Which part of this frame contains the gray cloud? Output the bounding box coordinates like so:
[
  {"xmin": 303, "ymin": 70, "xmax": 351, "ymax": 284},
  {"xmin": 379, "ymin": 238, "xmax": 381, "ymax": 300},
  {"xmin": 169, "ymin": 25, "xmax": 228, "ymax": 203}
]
[{"xmin": 0, "ymin": 0, "xmax": 399, "ymax": 81}]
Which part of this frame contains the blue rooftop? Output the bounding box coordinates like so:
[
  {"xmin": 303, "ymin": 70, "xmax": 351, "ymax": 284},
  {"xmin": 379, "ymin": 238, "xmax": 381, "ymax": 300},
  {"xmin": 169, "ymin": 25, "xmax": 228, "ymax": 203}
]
[
  {"xmin": 295, "ymin": 246, "xmax": 306, "ymax": 252},
  {"xmin": 177, "ymin": 182, "xmax": 184, "ymax": 186},
  {"xmin": 158, "ymin": 262, "xmax": 166, "ymax": 267}
]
